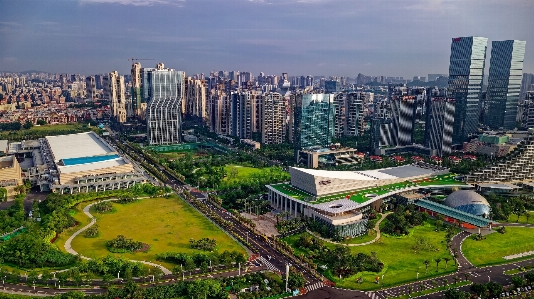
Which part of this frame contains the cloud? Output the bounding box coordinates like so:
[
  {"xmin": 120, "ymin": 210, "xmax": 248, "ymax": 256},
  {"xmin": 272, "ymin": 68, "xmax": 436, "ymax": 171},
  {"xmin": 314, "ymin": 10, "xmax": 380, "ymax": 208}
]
[{"xmin": 80, "ymin": 0, "xmax": 185, "ymax": 6}]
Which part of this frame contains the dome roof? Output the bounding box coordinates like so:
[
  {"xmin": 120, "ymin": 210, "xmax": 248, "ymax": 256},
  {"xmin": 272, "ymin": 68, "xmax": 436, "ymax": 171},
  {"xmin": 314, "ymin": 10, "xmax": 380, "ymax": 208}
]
[{"xmin": 444, "ymin": 190, "xmax": 489, "ymax": 208}]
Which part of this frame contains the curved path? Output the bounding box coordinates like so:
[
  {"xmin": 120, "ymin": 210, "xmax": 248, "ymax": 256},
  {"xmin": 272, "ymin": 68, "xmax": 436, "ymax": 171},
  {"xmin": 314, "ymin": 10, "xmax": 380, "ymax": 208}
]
[
  {"xmin": 306, "ymin": 212, "xmax": 392, "ymax": 247},
  {"xmin": 64, "ymin": 198, "xmax": 172, "ymax": 275}
]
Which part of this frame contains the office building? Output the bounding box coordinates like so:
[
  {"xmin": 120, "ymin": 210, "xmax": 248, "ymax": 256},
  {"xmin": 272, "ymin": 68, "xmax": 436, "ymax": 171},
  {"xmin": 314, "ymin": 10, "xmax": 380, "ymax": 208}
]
[
  {"xmin": 105, "ymin": 71, "xmax": 127, "ymax": 123},
  {"xmin": 370, "ymin": 117, "xmax": 395, "ymax": 149},
  {"xmin": 85, "ymin": 76, "xmax": 96, "ymax": 101},
  {"xmin": 520, "ymin": 92, "xmax": 534, "ymax": 129},
  {"xmin": 325, "ymin": 80, "xmax": 341, "ymax": 93},
  {"xmin": 143, "ymin": 63, "xmax": 185, "ymax": 145},
  {"xmin": 0, "ymin": 155, "xmax": 23, "ymax": 198},
  {"xmin": 447, "ymin": 36, "xmax": 488, "ymax": 143},
  {"xmin": 293, "ymin": 93, "xmax": 335, "ymax": 154},
  {"xmin": 131, "ymin": 62, "xmax": 142, "ymax": 116},
  {"xmin": 262, "ymin": 92, "xmax": 286, "ymax": 145},
  {"xmin": 184, "ymin": 77, "xmax": 207, "ymax": 120},
  {"xmin": 424, "ymin": 88, "xmax": 455, "ymax": 156},
  {"xmin": 484, "ymin": 40, "xmax": 526, "ymax": 130}
]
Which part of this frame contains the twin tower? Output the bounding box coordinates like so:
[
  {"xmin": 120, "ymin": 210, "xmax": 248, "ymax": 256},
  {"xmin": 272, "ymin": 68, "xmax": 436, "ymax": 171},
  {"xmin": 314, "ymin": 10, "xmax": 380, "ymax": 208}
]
[{"xmin": 448, "ymin": 37, "xmax": 526, "ymax": 143}]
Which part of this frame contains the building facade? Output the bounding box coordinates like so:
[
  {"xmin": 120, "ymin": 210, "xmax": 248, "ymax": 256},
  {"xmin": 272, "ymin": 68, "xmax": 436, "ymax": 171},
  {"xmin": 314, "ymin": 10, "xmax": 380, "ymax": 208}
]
[
  {"xmin": 85, "ymin": 76, "xmax": 96, "ymax": 101},
  {"xmin": 262, "ymin": 92, "xmax": 286, "ymax": 145},
  {"xmin": 131, "ymin": 62, "xmax": 142, "ymax": 116},
  {"xmin": 447, "ymin": 36, "xmax": 488, "ymax": 143},
  {"xmin": 293, "ymin": 93, "xmax": 335, "ymax": 153},
  {"xmin": 105, "ymin": 71, "xmax": 127, "ymax": 123},
  {"xmin": 184, "ymin": 77, "xmax": 207, "ymax": 120},
  {"xmin": 484, "ymin": 40, "xmax": 526, "ymax": 130},
  {"xmin": 424, "ymin": 88, "xmax": 455, "ymax": 156},
  {"xmin": 143, "ymin": 63, "xmax": 185, "ymax": 145}
]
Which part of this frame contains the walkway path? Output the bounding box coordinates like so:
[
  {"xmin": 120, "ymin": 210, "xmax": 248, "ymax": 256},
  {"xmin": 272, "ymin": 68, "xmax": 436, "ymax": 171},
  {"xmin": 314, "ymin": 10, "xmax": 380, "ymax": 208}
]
[
  {"xmin": 452, "ymin": 231, "xmax": 475, "ymax": 270},
  {"xmin": 63, "ymin": 198, "xmax": 172, "ymax": 275},
  {"xmin": 307, "ymin": 212, "xmax": 392, "ymax": 247}
]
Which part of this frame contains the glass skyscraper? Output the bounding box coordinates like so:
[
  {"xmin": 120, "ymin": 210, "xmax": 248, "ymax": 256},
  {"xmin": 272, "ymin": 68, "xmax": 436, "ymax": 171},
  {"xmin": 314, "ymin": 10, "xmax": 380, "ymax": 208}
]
[
  {"xmin": 447, "ymin": 36, "xmax": 488, "ymax": 143},
  {"xmin": 293, "ymin": 94, "xmax": 335, "ymax": 151},
  {"xmin": 143, "ymin": 63, "xmax": 185, "ymax": 145},
  {"xmin": 484, "ymin": 40, "xmax": 526, "ymax": 130}
]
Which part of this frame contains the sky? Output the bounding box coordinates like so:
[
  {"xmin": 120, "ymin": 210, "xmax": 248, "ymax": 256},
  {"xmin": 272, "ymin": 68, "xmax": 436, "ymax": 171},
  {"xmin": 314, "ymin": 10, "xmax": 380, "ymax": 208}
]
[{"xmin": 0, "ymin": 0, "xmax": 533, "ymax": 78}]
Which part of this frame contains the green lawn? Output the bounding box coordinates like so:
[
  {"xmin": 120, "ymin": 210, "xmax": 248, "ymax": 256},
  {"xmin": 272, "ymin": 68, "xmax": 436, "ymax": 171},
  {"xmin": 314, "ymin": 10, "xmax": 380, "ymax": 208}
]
[
  {"xmin": 69, "ymin": 196, "xmax": 245, "ymax": 269},
  {"xmin": 29, "ymin": 123, "xmax": 89, "ymax": 132},
  {"xmin": 462, "ymin": 227, "xmax": 534, "ymax": 267},
  {"xmin": 284, "ymin": 221, "xmax": 456, "ymax": 291},
  {"xmin": 505, "ymin": 211, "xmax": 534, "ymax": 225},
  {"xmin": 224, "ymin": 164, "xmax": 264, "ymax": 181}
]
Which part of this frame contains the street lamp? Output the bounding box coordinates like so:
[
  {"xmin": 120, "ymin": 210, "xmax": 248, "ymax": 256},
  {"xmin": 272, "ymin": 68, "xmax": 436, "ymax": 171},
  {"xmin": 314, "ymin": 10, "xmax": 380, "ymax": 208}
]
[
  {"xmin": 246, "ymin": 232, "xmax": 249, "ymax": 244},
  {"xmin": 417, "ymin": 272, "xmax": 419, "ymax": 280},
  {"xmin": 117, "ymin": 271, "xmax": 120, "ymax": 279}
]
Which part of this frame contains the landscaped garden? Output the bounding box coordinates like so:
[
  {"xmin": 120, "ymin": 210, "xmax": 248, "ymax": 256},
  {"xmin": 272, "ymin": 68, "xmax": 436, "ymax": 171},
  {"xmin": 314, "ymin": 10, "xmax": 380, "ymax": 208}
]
[
  {"xmin": 284, "ymin": 219, "xmax": 457, "ymax": 291},
  {"xmin": 69, "ymin": 196, "xmax": 245, "ymax": 269},
  {"xmin": 462, "ymin": 227, "xmax": 534, "ymax": 267},
  {"xmin": 224, "ymin": 164, "xmax": 265, "ymax": 181}
]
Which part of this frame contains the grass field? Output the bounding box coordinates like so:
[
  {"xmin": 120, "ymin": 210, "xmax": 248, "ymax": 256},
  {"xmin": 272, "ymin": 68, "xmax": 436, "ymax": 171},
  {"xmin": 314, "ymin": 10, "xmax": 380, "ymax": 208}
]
[
  {"xmin": 224, "ymin": 164, "xmax": 264, "ymax": 180},
  {"xmin": 29, "ymin": 123, "xmax": 89, "ymax": 132},
  {"xmin": 69, "ymin": 196, "xmax": 245, "ymax": 269},
  {"xmin": 284, "ymin": 221, "xmax": 456, "ymax": 291},
  {"xmin": 462, "ymin": 227, "xmax": 534, "ymax": 267}
]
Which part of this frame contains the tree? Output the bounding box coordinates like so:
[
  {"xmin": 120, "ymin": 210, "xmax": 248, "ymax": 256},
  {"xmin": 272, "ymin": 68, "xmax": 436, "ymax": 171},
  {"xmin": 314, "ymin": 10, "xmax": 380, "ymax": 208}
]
[
  {"xmin": 486, "ymin": 282, "xmax": 503, "ymax": 297},
  {"xmin": 287, "ymin": 271, "xmax": 306, "ymax": 290},
  {"xmin": 525, "ymin": 272, "xmax": 534, "ymax": 285},
  {"xmin": 23, "ymin": 120, "xmax": 33, "ymax": 130},
  {"xmin": 27, "ymin": 270, "xmax": 39, "ymax": 287},
  {"xmin": 470, "ymin": 283, "xmax": 487, "ymax": 297},
  {"xmin": 444, "ymin": 288, "xmax": 470, "ymax": 299},
  {"xmin": 41, "ymin": 270, "xmax": 52, "ymax": 286},
  {"xmin": 463, "ymin": 272, "xmax": 471, "ymax": 282},
  {"xmin": 435, "ymin": 258, "xmax": 442, "ymax": 272},
  {"xmin": 511, "ymin": 276, "xmax": 525, "ymax": 288},
  {"xmin": 424, "ymin": 260, "xmax": 430, "ymax": 273},
  {"xmin": 443, "ymin": 257, "xmax": 451, "ymax": 269}
]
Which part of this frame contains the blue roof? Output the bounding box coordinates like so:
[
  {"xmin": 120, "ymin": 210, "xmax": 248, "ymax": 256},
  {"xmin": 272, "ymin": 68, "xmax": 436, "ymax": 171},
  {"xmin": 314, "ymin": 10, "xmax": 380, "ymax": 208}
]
[
  {"xmin": 61, "ymin": 154, "xmax": 120, "ymax": 166},
  {"xmin": 415, "ymin": 199, "xmax": 491, "ymax": 227}
]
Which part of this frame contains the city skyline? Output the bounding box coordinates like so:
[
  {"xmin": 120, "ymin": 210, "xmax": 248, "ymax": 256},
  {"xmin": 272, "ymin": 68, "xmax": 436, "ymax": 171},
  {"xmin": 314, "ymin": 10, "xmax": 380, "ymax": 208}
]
[{"xmin": 0, "ymin": 0, "xmax": 533, "ymax": 77}]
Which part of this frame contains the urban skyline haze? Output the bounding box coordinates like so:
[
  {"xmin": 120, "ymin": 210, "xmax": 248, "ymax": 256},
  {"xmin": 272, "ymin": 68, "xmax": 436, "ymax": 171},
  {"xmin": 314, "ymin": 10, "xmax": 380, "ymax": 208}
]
[{"xmin": 0, "ymin": 0, "xmax": 532, "ymax": 77}]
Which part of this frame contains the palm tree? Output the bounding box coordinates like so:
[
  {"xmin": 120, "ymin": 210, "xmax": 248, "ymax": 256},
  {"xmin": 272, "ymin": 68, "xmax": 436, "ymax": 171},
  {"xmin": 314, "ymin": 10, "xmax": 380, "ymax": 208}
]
[
  {"xmin": 424, "ymin": 260, "xmax": 430, "ymax": 273},
  {"xmin": 408, "ymin": 285, "xmax": 413, "ymax": 294},
  {"xmin": 435, "ymin": 258, "xmax": 442, "ymax": 272},
  {"xmin": 442, "ymin": 278, "xmax": 448, "ymax": 287},
  {"xmin": 419, "ymin": 282, "xmax": 424, "ymax": 292},
  {"xmin": 443, "ymin": 257, "xmax": 451, "ymax": 269},
  {"xmin": 453, "ymin": 276, "xmax": 459, "ymax": 285}
]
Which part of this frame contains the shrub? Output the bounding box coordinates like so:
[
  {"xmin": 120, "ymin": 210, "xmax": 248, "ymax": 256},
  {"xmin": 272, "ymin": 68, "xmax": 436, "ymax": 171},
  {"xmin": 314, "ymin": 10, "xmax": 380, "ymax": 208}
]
[
  {"xmin": 84, "ymin": 224, "xmax": 99, "ymax": 238},
  {"xmin": 106, "ymin": 235, "xmax": 147, "ymax": 253},
  {"xmin": 93, "ymin": 201, "xmax": 113, "ymax": 213}
]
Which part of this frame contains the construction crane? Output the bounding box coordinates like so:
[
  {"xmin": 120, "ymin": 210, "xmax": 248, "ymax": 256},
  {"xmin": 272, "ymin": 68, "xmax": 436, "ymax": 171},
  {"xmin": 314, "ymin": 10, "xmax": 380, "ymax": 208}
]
[{"xmin": 128, "ymin": 58, "xmax": 154, "ymax": 63}]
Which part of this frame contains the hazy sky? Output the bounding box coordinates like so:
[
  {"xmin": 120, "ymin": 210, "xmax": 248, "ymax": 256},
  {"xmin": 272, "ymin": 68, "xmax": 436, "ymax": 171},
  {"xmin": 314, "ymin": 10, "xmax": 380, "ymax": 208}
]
[{"xmin": 0, "ymin": 0, "xmax": 532, "ymax": 78}]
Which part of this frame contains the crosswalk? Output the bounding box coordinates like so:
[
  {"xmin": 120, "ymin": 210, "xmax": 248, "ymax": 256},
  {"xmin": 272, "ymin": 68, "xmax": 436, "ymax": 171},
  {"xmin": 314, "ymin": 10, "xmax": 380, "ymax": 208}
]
[
  {"xmin": 258, "ymin": 256, "xmax": 279, "ymax": 272},
  {"xmin": 365, "ymin": 291, "xmax": 381, "ymax": 299},
  {"xmin": 305, "ymin": 282, "xmax": 324, "ymax": 292}
]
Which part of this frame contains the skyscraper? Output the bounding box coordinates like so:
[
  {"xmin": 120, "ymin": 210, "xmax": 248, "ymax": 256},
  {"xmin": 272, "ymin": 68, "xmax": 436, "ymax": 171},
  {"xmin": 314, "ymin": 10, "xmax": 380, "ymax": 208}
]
[
  {"xmin": 293, "ymin": 94, "xmax": 335, "ymax": 154},
  {"xmin": 230, "ymin": 90, "xmax": 262, "ymax": 139},
  {"xmin": 143, "ymin": 63, "xmax": 185, "ymax": 145},
  {"xmin": 85, "ymin": 76, "xmax": 96, "ymax": 101},
  {"xmin": 105, "ymin": 71, "xmax": 127, "ymax": 123},
  {"xmin": 447, "ymin": 36, "xmax": 488, "ymax": 143},
  {"xmin": 131, "ymin": 62, "xmax": 142, "ymax": 116},
  {"xmin": 262, "ymin": 92, "xmax": 286, "ymax": 145},
  {"xmin": 424, "ymin": 88, "xmax": 455, "ymax": 156},
  {"xmin": 484, "ymin": 40, "xmax": 526, "ymax": 130},
  {"xmin": 184, "ymin": 77, "xmax": 207, "ymax": 119}
]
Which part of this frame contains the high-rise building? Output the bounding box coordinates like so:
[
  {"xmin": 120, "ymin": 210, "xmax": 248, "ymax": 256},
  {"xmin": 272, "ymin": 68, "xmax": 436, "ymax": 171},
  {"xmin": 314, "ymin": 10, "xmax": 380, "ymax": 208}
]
[
  {"xmin": 333, "ymin": 92, "xmax": 365, "ymax": 138},
  {"xmin": 520, "ymin": 73, "xmax": 534, "ymax": 100},
  {"xmin": 209, "ymin": 88, "xmax": 232, "ymax": 135},
  {"xmin": 131, "ymin": 62, "xmax": 142, "ymax": 116},
  {"xmin": 293, "ymin": 94, "xmax": 335, "ymax": 153},
  {"xmin": 184, "ymin": 78, "xmax": 207, "ymax": 120},
  {"xmin": 105, "ymin": 71, "xmax": 127, "ymax": 123},
  {"xmin": 325, "ymin": 80, "xmax": 341, "ymax": 93},
  {"xmin": 262, "ymin": 92, "xmax": 286, "ymax": 145},
  {"xmin": 484, "ymin": 40, "xmax": 526, "ymax": 130},
  {"xmin": 520, "ymin": 92, "xmax": 534, "ymax": 129},
  {"xmin": 424, "ymin": 88, "xmax": 455, "ymax": 156},
  {"xmin": 230, "ymin": 90, "xmax": 262, "ymax": 139},
  {"xmin": 389, "ymin": 85, "xmax": 418, "ymax": 146},
  {"xmin": 370, "ymin": 118, "xmax": 395, "ymax": 149},
  {"xmin": 447, "ymin": 36, "xmax": 488, "ymax": 143},
  {"xmin": 85, "ymin": 76, "xmax": 96, "ymax": 101},
  {"xmin": 143, "ymin": 63, "xmax": 185, "ymax": 145}
]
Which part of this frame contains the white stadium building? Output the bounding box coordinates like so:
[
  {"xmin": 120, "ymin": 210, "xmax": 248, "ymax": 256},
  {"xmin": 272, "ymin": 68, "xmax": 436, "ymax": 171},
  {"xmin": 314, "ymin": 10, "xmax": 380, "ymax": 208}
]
[{"xmin": 267, "ymin": 164, "xmax": 450, "ymax": 238}]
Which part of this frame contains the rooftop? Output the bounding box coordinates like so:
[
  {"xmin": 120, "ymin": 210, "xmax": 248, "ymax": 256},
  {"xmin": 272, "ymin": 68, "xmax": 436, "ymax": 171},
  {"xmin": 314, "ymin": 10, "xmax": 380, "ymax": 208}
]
[
  {"xmin": 414, "ymin": 199, "xmax": 491, "ymax": 228},
  {"xmin": 46, "ymin": 132, "xmax": 115, "ymax": 162},
  {"xmin": 271, "ymin": 173, "xmax": 465, "ymax": 206}
]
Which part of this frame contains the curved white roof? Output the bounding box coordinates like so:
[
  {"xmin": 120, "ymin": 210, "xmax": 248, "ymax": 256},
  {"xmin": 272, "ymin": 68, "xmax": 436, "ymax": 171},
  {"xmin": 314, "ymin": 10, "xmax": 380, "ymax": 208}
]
[{"xmin": 291, "ymin": 164, "xmax": 436, "ymax": 181}]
